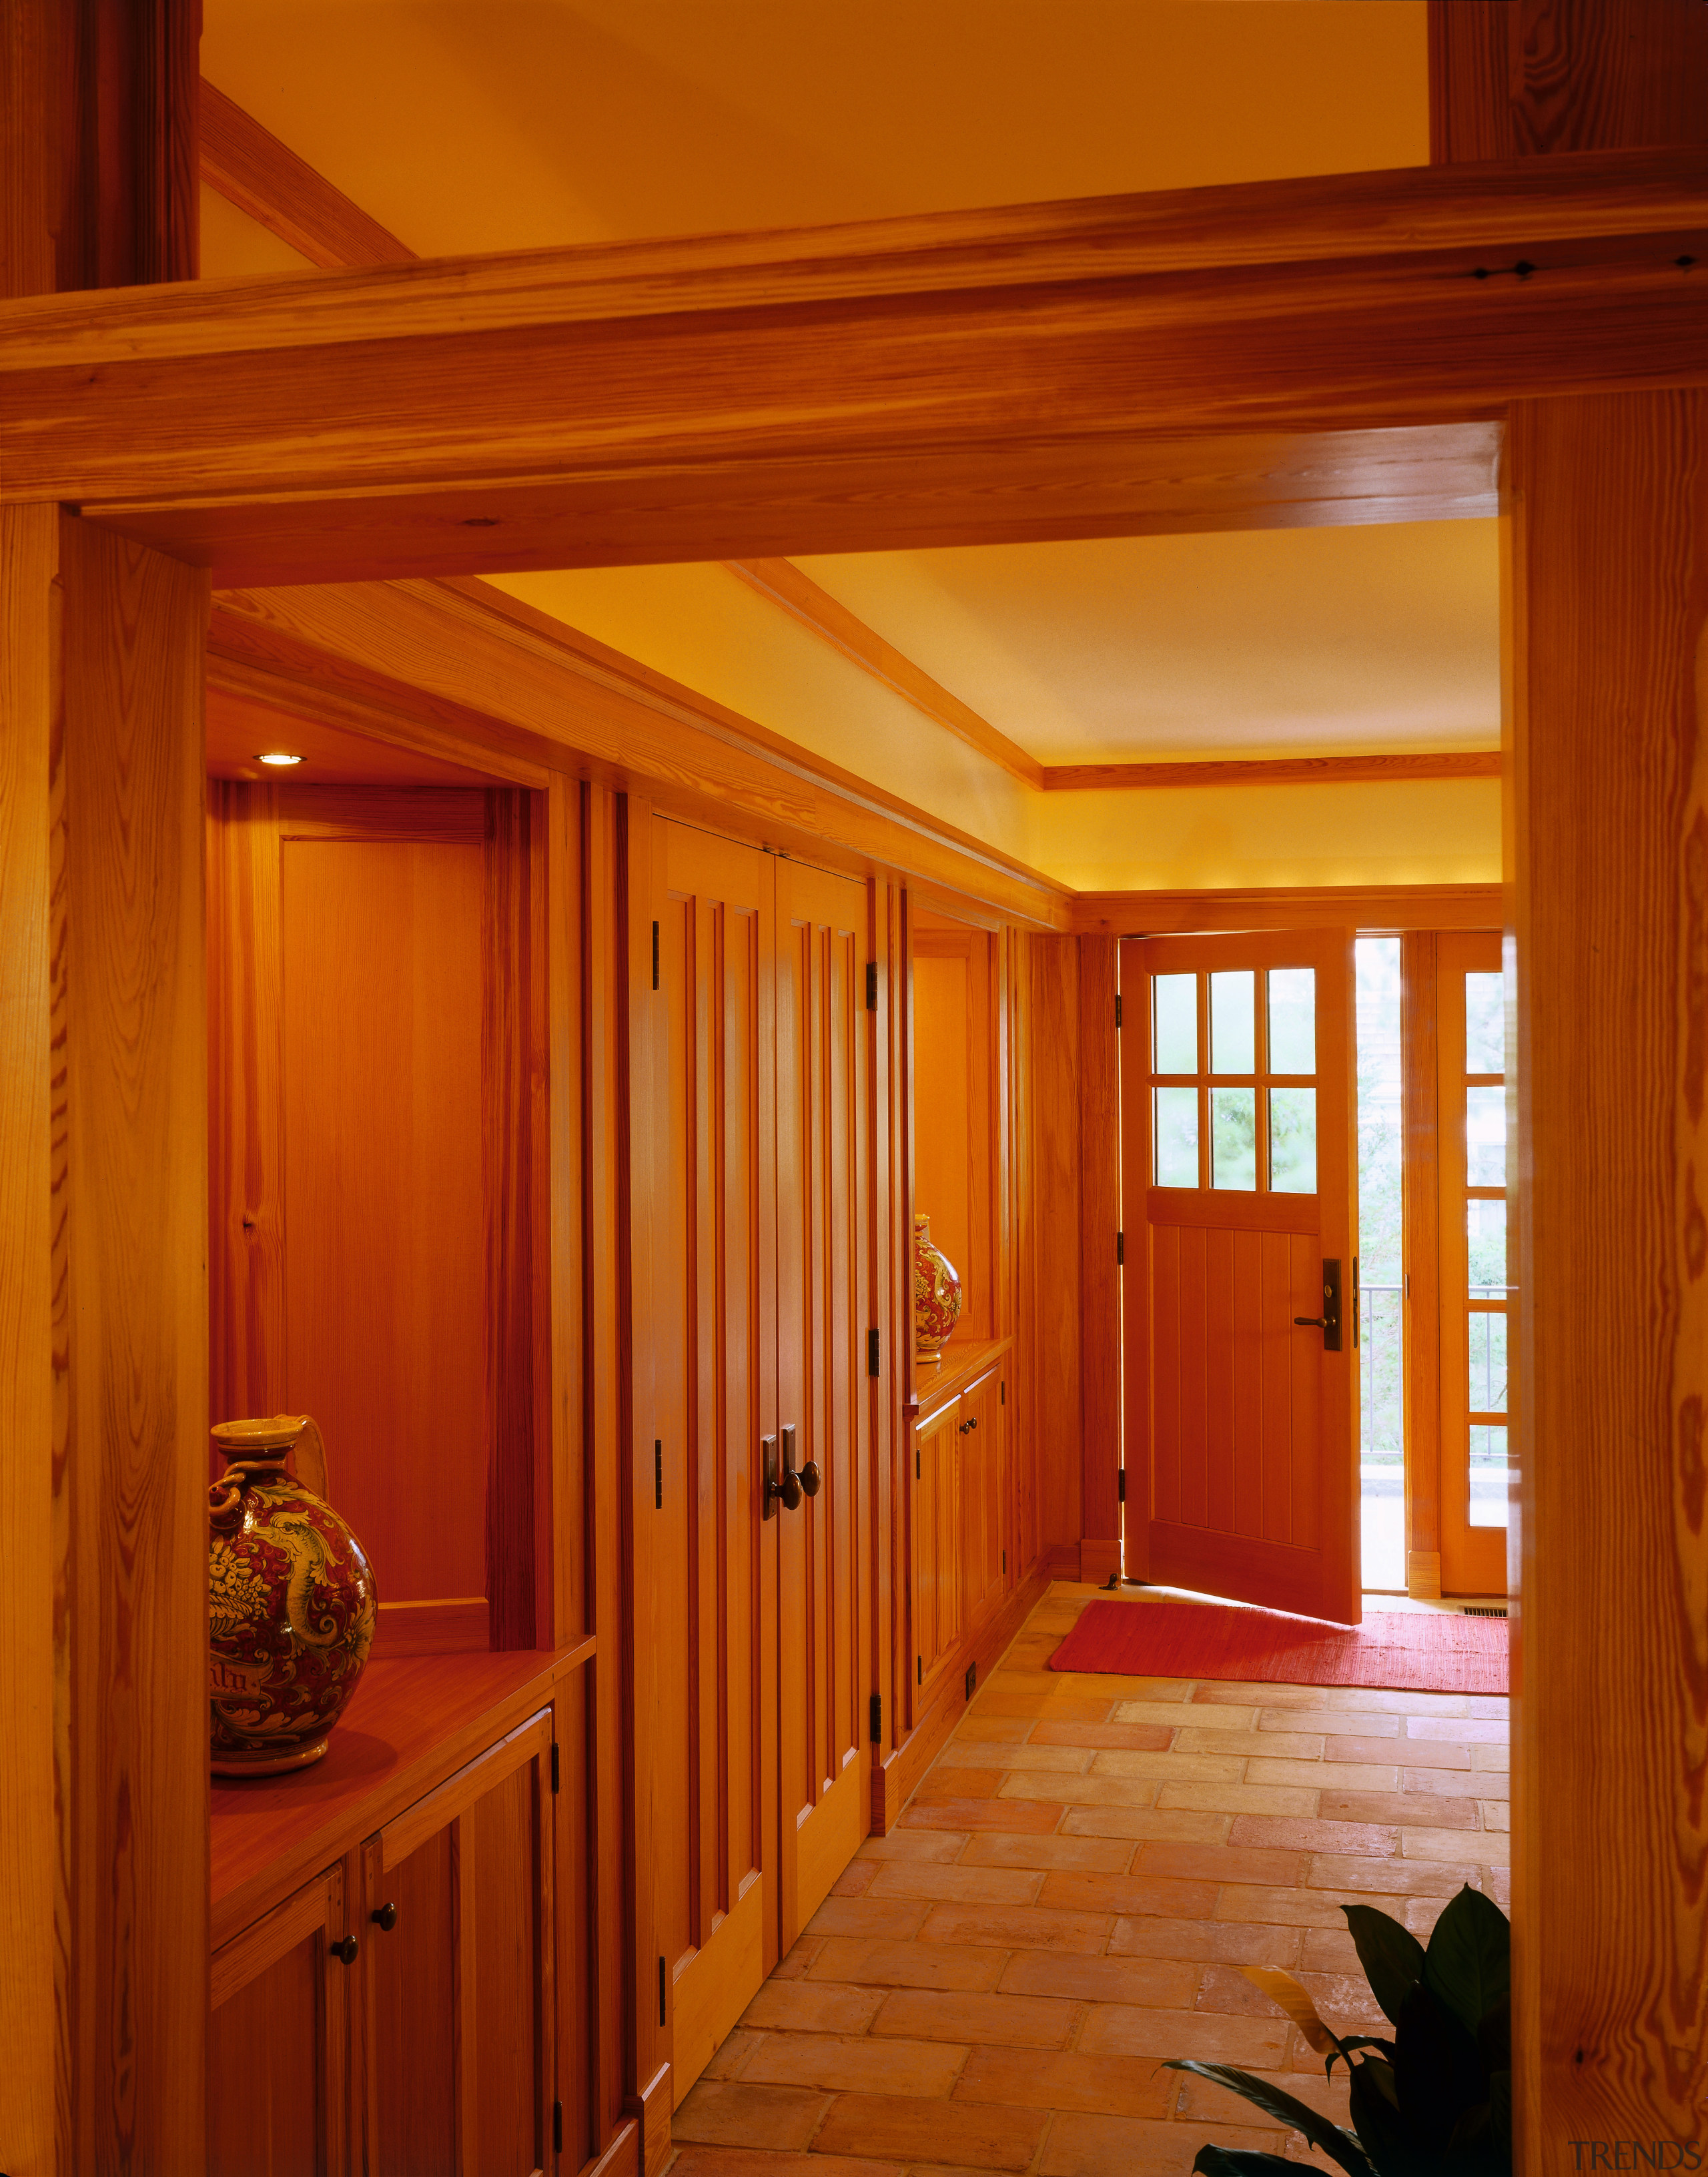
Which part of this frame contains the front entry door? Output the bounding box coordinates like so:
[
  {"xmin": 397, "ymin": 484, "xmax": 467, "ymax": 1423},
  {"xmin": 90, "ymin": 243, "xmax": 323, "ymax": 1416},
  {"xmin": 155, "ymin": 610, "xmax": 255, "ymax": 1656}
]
[{"xmin": 1120, "ymin": 930, "xmax": 1360, "ymax": 1625}]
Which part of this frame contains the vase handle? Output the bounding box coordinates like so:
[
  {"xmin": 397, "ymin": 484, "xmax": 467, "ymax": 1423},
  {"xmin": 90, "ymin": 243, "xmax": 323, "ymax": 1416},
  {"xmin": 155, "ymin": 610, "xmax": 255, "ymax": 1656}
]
[{"xmin": 292, "ymin": 1415, "xmax": 330, "ymax": 1499}]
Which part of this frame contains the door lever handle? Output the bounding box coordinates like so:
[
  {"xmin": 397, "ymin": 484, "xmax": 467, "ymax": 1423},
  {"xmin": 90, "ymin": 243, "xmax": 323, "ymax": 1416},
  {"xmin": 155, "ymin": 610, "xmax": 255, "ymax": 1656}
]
[
  {"xmin": 1294, "ymin": 1316, "xmax": 1326, "ymax": 1327},
  {"xmin": 1295, "ymin": 1260, "xmax": 1344, "ymax": 1352}
]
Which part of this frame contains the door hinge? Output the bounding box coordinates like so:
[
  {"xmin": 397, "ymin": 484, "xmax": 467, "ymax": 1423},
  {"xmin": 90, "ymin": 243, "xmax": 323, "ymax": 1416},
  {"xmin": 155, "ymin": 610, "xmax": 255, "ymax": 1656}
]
[
  {"xmin": 655, "ymin": 1439, "xmax": 663, "ymax": 1510},
  {"xmin": 1001, "ymin": 1548, "xmax": 1006, "ymax": 1573},
  {"xmin": 964, "ymin": 1659, "xmax": 977, "ymax": 1701},
  {"xmin": 917, "ymin": 1654, "xmax": 922, "ymax": 1685},
  {"xmin": 553, "ymin": 2102, "xmax": 563, "ymax": 2155},
  {"xmin": 1352, "ymin": 1255, "xmax": 1360, "ymax": 1350},
  {"xmin": 659, "ymin": 1955, "xmax": 668, "ymax": 2027},
  {"xmin": 550, "ymin": 1741, "xmax": 560, "ymax": 1793},
  {"xmin": 1117, "ymin": 1468, "xmax": 1126, "ymax": 1504},
  {"xmin": 866, "ymin": 960, "xmax": 879, "ymax": 1009},
  {"xmin": 1115, "ymin": 992, "xmax": 1123, "ymax": 1029},
  {"xmin": 1116, "ymin": 1230, "xmax": 1124, "ymax": 1266},
  {"xmin": 869, "ymin": 1326, "xmax": 881, "ymax": 1378},
  {"xmin": 869, "ymin": 1691, "xmax": 882, "ymax": 1742},
  {"xmin": 651, "ymin": 919, "xmax": 660, "ymax": 990},
  {"xmin": 915, "ymin": 1446, "xmax": 921, "ymax": 1480},
  {"xmin": 1000, "ymin": 1380, "xmax": 1005, "ymax": 1405}
]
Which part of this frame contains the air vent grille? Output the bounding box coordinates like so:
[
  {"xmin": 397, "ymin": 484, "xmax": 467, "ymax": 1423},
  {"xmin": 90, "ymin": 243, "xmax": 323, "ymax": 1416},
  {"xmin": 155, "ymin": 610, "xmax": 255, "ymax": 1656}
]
[{"xmin": 1462, "ymin": 1605, "xmax": 1508, "ymax": 1618}]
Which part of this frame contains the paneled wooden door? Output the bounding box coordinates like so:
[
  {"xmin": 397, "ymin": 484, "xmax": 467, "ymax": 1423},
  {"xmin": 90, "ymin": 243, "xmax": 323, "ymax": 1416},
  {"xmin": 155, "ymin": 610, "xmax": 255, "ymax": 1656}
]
[
  {"xmin": 654, "ymin": 826, "xmax": 872, "ymax": 2092},
  {"xmin": 1120, "ymin": 931, "xmax": 1361, "ymax": 1624},
  {"xmin": 775, "ymin": 860, "xmax": 872, "ymax": 1949}
]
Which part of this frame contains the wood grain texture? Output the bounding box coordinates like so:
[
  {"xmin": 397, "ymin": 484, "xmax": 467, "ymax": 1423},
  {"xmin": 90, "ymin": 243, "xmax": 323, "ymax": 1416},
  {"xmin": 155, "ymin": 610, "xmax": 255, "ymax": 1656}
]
[
  {"xmin": 0, "ymin": 504, "xmax": 58, "ymax": 2177},
  {"xmin": 208, "ymin": 582, "xmax": 1072, "ymax": 932},
  {"xmin": 209, "ymin": 1864, "xmax": 348, "ymax": 2177},
  {"xmin": 50, "ymin": 0, "xmax": 199, "ymax": 291},
  {"xmin": 1022, "ymin": 936, "xmax": 1083, "ymax": 1559},
  {"xmin": 726, "ymin": 560, "xmax": 1044, "ymax": 789},
  {"xmin": 55, "ymin": 516, "xmax": 209, "ymax": 2176},
  {"xmin": 1507, "ymin": 390, "xmax": 1708, "ymax": 2150},
  {"xmin": 1399, "ymin": 932, "xmax": 1445, "ymax": 1593},
  {"xmin": 1431, "ymin": 0, "xmax": 1708, "ymax": 163},
  {"xmin": 1043, "ymin": 751, "xmax": 1501, "ymax": 791},
  {"xmin": 199, "ymin": 79, "xmax": 414, "ymax": 269},
  {"xmin": 7, "ymin": 159, "xmax": 1708, "ymax": 579},
  {"xmin": 1077, "ymin": 937, "xmax": 1122, "ymax": 1561},
  {"xmin": 1072, "ymin": 885, "xmax": 1505, "ymax": 937},
  {"xmin": 913, "ymin": 926, "xmax": 995, "ymax": 1346}
]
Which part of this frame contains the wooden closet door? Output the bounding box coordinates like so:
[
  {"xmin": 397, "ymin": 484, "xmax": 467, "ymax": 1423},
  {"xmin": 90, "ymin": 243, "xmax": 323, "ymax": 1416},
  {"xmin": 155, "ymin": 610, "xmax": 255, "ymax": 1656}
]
[
  {"xmin": 655, "ymin": 821, "xmax": 778, "ymax": 2094},
  {"xmin": 775, "ymin": 860, "xmax": 871, "ymax": 1949}
]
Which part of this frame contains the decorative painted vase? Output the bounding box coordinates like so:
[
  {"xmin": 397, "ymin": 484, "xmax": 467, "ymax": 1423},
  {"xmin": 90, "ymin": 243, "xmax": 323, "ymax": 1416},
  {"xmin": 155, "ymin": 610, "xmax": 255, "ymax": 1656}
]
[
  {"xmin": 913, "ymin": 1212, "xmax": 963, "ymax": 1361},
  {"xmin": 207, "ymin": 1415, "xmax": 378, "ymax": 1777}
]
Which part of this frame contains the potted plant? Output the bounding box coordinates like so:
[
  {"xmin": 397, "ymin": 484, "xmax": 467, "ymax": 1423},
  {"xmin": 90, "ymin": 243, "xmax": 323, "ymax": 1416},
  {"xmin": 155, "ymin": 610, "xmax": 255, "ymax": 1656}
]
[{"xmin": 1166, "ymin": 1883, "xmax": 1511, "ymax": 2175}]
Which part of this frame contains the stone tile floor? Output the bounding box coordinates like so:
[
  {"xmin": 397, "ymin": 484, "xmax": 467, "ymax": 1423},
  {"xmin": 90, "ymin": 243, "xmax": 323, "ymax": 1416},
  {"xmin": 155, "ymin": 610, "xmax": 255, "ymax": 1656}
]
[{"xmin": 669, "ymin": 1581, "xmax": 1511, "ymax": 2176}]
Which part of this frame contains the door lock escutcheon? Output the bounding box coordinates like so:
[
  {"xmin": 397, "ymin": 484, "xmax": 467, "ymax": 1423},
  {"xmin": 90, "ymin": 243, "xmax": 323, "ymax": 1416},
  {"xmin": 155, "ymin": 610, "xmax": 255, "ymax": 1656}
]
[{"xmin": 1294, "ymin": 1258, "xmax": 1343, "ymax": 1352}]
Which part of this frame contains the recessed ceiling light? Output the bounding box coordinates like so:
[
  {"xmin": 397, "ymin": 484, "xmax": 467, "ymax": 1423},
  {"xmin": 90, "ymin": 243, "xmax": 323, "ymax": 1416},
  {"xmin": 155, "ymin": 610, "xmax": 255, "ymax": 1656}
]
[{"xmin": 256, "ymin": 751, "xmax": 304, "ymax": 767}]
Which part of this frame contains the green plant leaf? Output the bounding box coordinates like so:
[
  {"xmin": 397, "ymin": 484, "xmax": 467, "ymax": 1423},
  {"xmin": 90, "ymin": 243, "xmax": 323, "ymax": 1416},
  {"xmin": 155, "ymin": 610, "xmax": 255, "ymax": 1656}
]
[
  {"xmin": 1391, "ymin": 1982, "xmax": 1487, "ymax": 2149},
  {"xmin": 1422, "ymin": 1885, "xmax": 1511, "ymax": 2042},
  {"xmin": 1342, "ymin": 1904, "xmax": 1427, "ymax": 2026},
  {"xmin": 1348, "ymin": 2057, "xmax": 1431, "ymax": 2177},
  {"xmin": 1163, "ymin": 2062, "xmax": 1373, "ymax": 2176},
  {"xmin": 1191, "ymin": 2153, "xmax": 1304, "ymax": 2176}
]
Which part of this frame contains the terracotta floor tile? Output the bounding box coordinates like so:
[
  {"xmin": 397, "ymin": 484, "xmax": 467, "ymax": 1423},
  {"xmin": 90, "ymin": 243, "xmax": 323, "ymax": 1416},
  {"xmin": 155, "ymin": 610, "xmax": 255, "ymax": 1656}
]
[
  {"xmin": 959, "ymin": 1831, "xmax": 1132, "ymax": 1874},
  {"xmin": 1213, "ymin": 1883, "xmax": 1380, "ymax": 1929},
  {"xmin": 996, "ymin": 1949, "xmax": 1200, "ymax": 2010},
  {"xmin": 1155, "ymin": 1781, "xmax": 1318, "ymax": 1819},
  {"xmin": 1038, "ymin": 2110, "xmax": 1286, "ymax": 2176},
  {"xmin": 1402, "ymin": 1714, "xmax": 1507, "ymax": 1744},
  {"xmin": 1260, "ymin": 1707, "xmax": 1398, "ymax": 1737},
  {"xmin": 808, "ymin": 1897, "xmax": 932, "ymax": 1941},
  {"xmin": 973, "ymin": 1691, "xmax": 1114, "ymax": 1723},
  {"xmin": 871, "ymin": 1988, "xmax": 1078, "ymax": 2049},
  {"xmin": 1176, "ymin": 1725, "xmax": 1321, "ymax": 1760},
  {"xmin": 952, "ymin": 1715, "xmax": 1034, "ymax": 1745},
  {"xmin": 998, "ymin": 1773, "xmax": 1159, "ymax": 1809},
  {"xmin": 859, "ymin": 1831, "xmax": 968, "ymax": 1863},
  {"xmin": 1330, "ymin": 1733, "xmax": 1467, "ymax": 1769},
  {"xmin": 1311, "ymin": 1686, "xmax": 1472, "ymax": 1716},
  {"xmin": 1226, "ymin": 1813, "xmax": 1398, "ymax": 1858},
  {"xmin": 673, "ymin": 2080, "xmax": 833, "ymax": 2151},
  {"xmin": 1029, "ymin": 1719, "xmax": 1174, "ymax": 1752},
  {"xmin": 1053, "ymin": 1673, "xmax": 1196, "ymax": 1702},
  {"xmin": 1299, "ymin": 1925, "xmax": 1366, "ymax": 1973},
  {"xmin": 1308, "ymin": 1851, "xmax": 1481, "ymax": 1897},
  {"xmin": 669, "ymin": 2150, "xmax": 902, "ymax": 2177},
  {"xmin": 1190, "ymin": 1682, "xmax": 1315, "ymax": 1709},
  {"xmin": 703, "ymin": 2028, "xmax": 764, "ymax": 2079},
  {"xmin": 1402, "ymin": 1825, "xmax": 1509, "ymax": 1865},
  {"xmin": 742, "ymin": 1980, "xmax": 886, "ymax": 2036},
  {"xmin": 1037, "ymin": 1869, "xmax": 1217, "ymax": 1920},
  {"xmin": 1168, "ymin": 2064, "xmax": 1316, "ymax": 2132},
  {"xmin": 834, "ymin": 1860, "xmax": 879, "ymax": 1897},
  {"xmin": 1294, "ymin": 1970, "xmax": 1389, "ymax": 2034},
  {"xmin": 901, "ymin": 1797, "xmax": 1065, "ymax": 1834},
  {"xmin": 773, "ymin": 1937, "xmax": 826, "ymax": 1980},
  {"xmin": 811, "ymin": 2092, "xmax": 1047, "ymax": 2171},
  {"xmin": 1061, "ymin": 1805, "xmax": 1232, "ymax": 1846},
  {"xmin": 935, "ymin": 1741, "xmax": 1093, "ymax": 1775},
  {"xmin": 1078, "ymin": 2000, "xmax": 1288, "ymax": 2068},
  {"xmin": 1470, "ymin": 1743, "xmax": 1510, "ymax": 1771},
  {"xmin": 742, "ymin": 2032, "xmax": 967, "ymax": 2098},
  {"xmin": 1400, "ymin": 1766, "xmax": 1507, "ymax": 1799},
  {"xmin": 1245, "ymin": 1756, "xmax": 1399, "ymax": 1793},
  {"xmin": 919, "ymin": 1903, "xmax": 1115, "ymax": 1954},
  {"xmin": 913, "ymin": 1770, "xmax": 1005, "ymax": 1803},
  {"xmin": 868, "ymin": 1863, "xmax": 1044, "ymax": 1907},
  {"xmin": 807, "ymin": 1938, "xmax": 1007, "ymax": 1993},
  {"xmin": 1109, "ymin": 1914, "xmax": 1304, "ymax": 1966},
  {"xmin": 950, "ymin": 2046, "xmax": 1174, "ymax": 2118},
  {"xmin": 1480, "ymin": 1799, "xmax": 1511, "ymax": 1833},
  {"xmin": 1113, "ymin": 1699, "xmax": 1255, "ymax": 1731},
  {"xmin": 1192, "ymin": 1962, "xmax": 1294, "ymax": 2018},
  {"xmin": 1088, "ymin": 1747, "xmax": 1248, "ymax": 1783},
  {"xmin": 1317, "ymin": 1789, "xmax": 1475, "ymax": 1829},
  {"xmin": 1132, "ymin": 1839, "xmax": 1310, "ymax": 1887}
]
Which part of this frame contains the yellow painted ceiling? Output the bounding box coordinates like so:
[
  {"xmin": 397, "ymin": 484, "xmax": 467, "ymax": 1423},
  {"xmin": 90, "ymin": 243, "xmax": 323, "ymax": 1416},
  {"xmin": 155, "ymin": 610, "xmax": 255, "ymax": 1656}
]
[{"xmin": 201, "ymin": 3, "xmax": 1494, "ymax": 787}]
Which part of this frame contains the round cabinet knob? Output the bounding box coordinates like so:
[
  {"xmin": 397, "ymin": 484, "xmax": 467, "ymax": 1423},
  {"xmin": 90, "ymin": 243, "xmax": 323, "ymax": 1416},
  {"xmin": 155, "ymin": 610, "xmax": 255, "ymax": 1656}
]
[
  {"xmin": 371, "ymin": 1901, "xmax": 399, "ymax": 1932},
  {"xmin": 330, "ymin": 1935, "xmax": 359, "ymax": 1966},
  {"xmin": 781, "ymin": 1468, "xmax": 803, "ymax": 1512},
  {"xmin": 967, "ymin": 1417, "xmax": 979, "ymax": 1431},
  {"xmin": 799, "ymin": 1459, "xmax": 821, "ymax": 1498}
]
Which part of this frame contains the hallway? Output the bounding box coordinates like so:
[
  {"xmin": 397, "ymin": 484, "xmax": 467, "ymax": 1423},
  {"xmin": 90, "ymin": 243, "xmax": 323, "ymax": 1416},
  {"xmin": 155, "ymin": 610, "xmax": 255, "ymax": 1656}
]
[{"xmin": 670, "ymin": 1583, "xmax": 1511, "ymax": 2174}]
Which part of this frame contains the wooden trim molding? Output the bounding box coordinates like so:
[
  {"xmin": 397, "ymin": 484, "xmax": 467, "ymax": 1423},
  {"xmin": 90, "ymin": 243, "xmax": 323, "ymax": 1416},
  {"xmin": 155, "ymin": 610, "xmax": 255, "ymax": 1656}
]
[
  {"xmin": 200, "ymin": 80, "xmax": 414, "ymax": 268},
  {"xmin": 1042, "ymin": 751, "xmax": 1501, "ymax": 790},
  {"xmin": 725, "ymin": 559, "xmax": 1044, "ymax": 789},
  {"xmin": 1071, "ymin": 885, "xmax": 1503, "ymax": 935}
]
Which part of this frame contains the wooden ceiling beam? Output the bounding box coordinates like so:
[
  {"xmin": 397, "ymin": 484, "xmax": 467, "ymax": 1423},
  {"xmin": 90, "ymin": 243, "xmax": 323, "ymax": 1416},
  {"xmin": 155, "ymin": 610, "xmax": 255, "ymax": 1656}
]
[
  {"xmin": 1043, "ymin": 751, "xmax": 1501, "ymax": 789},
  {"xmin": 199, "ymin": 81, "xmax": 414, "ymax": 268},
  {"xmin": 4, "ymin": 152, "xmax": 1705, "ymax": 582}
]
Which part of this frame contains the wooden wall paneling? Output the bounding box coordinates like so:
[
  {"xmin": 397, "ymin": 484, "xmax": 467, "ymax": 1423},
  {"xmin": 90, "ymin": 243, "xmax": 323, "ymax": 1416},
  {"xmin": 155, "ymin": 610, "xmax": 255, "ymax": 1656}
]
[
  {"xmin": 1399, "ymin": 932, "xmax": 1444, "ymax": 1601},
  {"xmin": 544, "ymin": 773, "xmax": 582, "ymax": 1655},
  {"xmin": 869, "ymin": 878, "xmax": 909, "ymax": 1827},
  {"xmin": 54, "ymin": 514, "xmax": 211, "ymax": 2175},
  {"xmin": 1078, "ymin": 935, "xmax": 1122, "ymax": 1585},
  {"xmin": 1072, "ymin": 885, "xmax": 1506, "ymax": 937},
  {"xmin": 0, "ymin": 502, "xmax": 56, "ymax": 2177},
  {"xmin": 1506, "ymin": 390, "xmax": 1708, "ymax": 2152},
  {"xmin": 1026, "ymin": 935, "xmax": 1084, "ymax": 1566},
  {"xmin": 581, "ymin": 781, "xmax": 631, "ymax": 2160},
  {"xmin": 1429, "ymin": 0, "xmax": 1708, "ymax": 163},
  {"xmin": 616, "ymin": 795, "xmax": 671, "ymax": 2148},
  {"xmin": 1118, "ymin": 939, "xmax": 1151, "ymax": 1583}
]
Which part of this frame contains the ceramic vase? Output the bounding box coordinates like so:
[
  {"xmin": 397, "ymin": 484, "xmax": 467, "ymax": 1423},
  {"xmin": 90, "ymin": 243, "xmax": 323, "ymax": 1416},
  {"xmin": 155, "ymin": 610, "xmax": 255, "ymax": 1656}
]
[
  {"xmin": 207, "ymin": 1414, "xmax": 378, "ymax": 1777},
  {"xmin": 913, "ymin": 1212, "xmax": 963, "ymax": 1360}
]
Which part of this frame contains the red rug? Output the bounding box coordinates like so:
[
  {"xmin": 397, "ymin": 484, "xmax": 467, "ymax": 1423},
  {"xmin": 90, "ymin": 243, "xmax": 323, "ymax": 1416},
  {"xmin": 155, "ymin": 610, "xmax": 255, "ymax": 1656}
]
[{"xmin": 1048, "ymin": 1600, "xmax": 1509, "ymax": 1696}]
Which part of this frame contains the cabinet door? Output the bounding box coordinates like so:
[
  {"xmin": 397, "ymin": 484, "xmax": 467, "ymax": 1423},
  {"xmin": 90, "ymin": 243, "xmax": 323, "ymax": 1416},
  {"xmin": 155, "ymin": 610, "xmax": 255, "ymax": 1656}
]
[
  {"xmin": 911, "ymin": 1400, "xmax": 962, "ymax": 1714},
  {"xmin": 363, "ymin": 1709, "xmax": 555, "ymax": 2177},
  {"xmin": 210, "ymin": 1863, "xmax": 351, "ymax": 2177},
  {"xmin": 960, "ymin": 1372, "xmax": 1005, "ymax": 1633}
]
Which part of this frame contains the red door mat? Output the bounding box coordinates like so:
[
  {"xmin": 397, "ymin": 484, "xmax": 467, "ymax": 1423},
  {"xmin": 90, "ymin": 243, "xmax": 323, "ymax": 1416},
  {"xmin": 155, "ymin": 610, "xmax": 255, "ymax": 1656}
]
[{"xmin": 1049, "ymin": 1600, "xmax": 1509, "ymax": 1696}]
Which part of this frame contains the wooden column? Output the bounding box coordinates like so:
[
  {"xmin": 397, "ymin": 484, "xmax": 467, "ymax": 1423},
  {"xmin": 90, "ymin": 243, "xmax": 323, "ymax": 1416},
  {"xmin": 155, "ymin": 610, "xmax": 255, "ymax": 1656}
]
[
  {"xmin": 1078, "ymin": 935, "xmax": 1122, "ymax": 1584},
  {"xmin": 1430, "ymin": 0, "xmax": 1708, "ymax": 2155},
  {"xmin": 1399, "ymin": 931, "xmax": 1443, "ymax": 1601},
  {"xmin": 1021, "ymin": 935, "xmax": 1082, "ymax": 1573}
]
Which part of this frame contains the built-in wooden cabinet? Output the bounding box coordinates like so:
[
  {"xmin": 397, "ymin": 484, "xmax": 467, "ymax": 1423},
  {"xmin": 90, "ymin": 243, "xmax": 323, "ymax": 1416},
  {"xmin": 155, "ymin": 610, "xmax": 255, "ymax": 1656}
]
[
  {"xmin": 908, "ymin": 1352, "xmax": 1010, "ymax": 1725},
  {"xmin": 912, "ymin": 1398, "xmax": 963, "ymax": 1707}
]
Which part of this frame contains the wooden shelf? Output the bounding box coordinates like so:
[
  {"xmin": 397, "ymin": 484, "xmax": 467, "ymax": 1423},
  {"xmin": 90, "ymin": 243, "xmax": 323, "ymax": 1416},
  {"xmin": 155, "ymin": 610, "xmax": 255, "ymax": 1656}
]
[
  {"xmin": 209, "ymin": 1635, "xmax": 594, "ymax": 1949},
  {"xmin": 912, "ymin": 1335, "xmax": 1012, "ymax": 1423}
]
